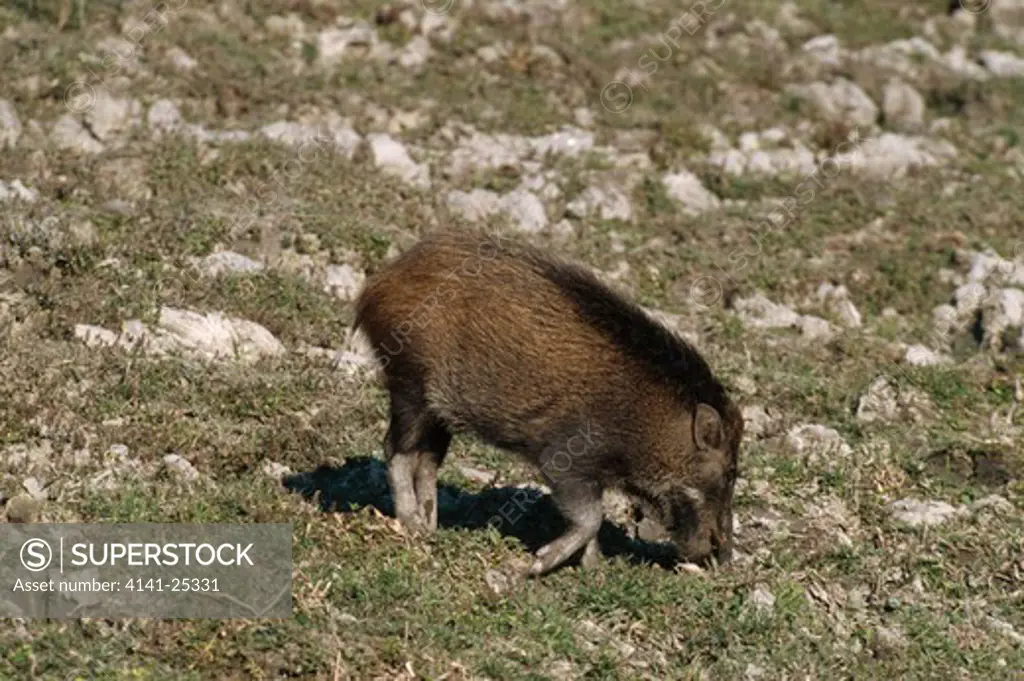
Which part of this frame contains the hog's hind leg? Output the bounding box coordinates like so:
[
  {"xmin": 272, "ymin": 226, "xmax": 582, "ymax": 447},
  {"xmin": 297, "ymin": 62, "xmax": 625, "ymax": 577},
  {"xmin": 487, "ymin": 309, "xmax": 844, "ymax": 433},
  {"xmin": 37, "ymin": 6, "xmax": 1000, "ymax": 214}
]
[{"xmin": 384, "ymin": 386, "xmax": 447, "ymax": 535}]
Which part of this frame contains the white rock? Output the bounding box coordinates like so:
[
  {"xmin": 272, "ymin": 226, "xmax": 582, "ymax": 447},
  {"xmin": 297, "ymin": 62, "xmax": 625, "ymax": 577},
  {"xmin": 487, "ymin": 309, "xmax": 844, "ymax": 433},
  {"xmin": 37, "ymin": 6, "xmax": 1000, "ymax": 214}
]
[
  {"xmin": 258, "ymin": 117, "xmax": 362, "ymax": 159},
  {"xmin": 259, "ymin": 121, "xmax": 323, "ymax": 147},
  {"xmin": 147, "ymin": 99, "xmax": 183, "ymax": 136},
  {"xmin": 324, "ymin": 264, "xmax": 365, "ymax": 301},
  {"xmin": 52, "ymin": 114, "xmax": 105, "ymax": 154},
  {"xmin": 444, "ymin": 128, "xmax": 531, "ymax": 178},
  {"xmin": 954, "ymin": 282, "xmax": 988, "ymax": 316},
  {"xmin": 991, "ymin": 0, "xmax": 1024, "ymax": 47},
  {"xmin": 741, "ymin": 405, "xmax": 777, "ymax": 438},
  {"xmin": 856, "ymin": 376, "xmax": 899, "ymax": 423},
  {"xmin": 786, "ymin": 78, "xmax": 878, "ymax": 127},
  {"xmin": 706, "ymin": 145, "xmax": 818, "ymax": 178},
  {"xmin": 0, "ymin": 99, "xmax": 21, "ymax": 149},
  {"xmin": 904, "ymin": 344, "xmax": 949, "ymax": 367},
  {"xmin": 890, "ymin": 498, "xmax": 964, "ymax": 527},
  {"xmin": 799, "ymin": 315, "xmax": 833, "ymax": 340},
  {"xmin": 85, "ymin": 93, "xmax": 141, "ymax": 141},
  {"xmin": 750, "ymin": 584, "xmax": 776, "ymax": 613},
  {"xmin": 970, "ymin": 494, "xmax": 1014, "ymax": 514},
  {"xmin": 0, "ymin": 180, "xmax": 38, "ymax": 204},
  {"xmin": 367, "ymin": 133, "xmax": 431, "ymax": 189},
  {"xmin": 399, "ymin": 36, "xmax": 432, "ymax": 69},
  {"xmin": 786, "ymin": 424, "xmax": 852, "ymax": 460},
  {"xmin": 162, "ymin": 454, "xmax": 200, "ymax": 482},
  {"xmin": 74, "ymin": 324, "xmax": 119, "ymax": 348},
  {"xmin": 498, "ymin": 189, "xmax": 548, "ymax": 233},
  {"xmin": 166, "ymin": 46, "xmax": 198, "ymax": 73},
  {"xmin": 981, "ymin": 287, "xmax": 1024, "ymax": 348},
  {"xmin": 321, "ymin": 113, "xmax": 363, "ymax": 159},
  {"xmin": 836, "ymin": 133, "xmax": 957, "ymax": 180},
  {"xmin": 194, "ymin": 251, "xmax": 265, "ymax": 277},
  {"xmin": 77, "ymin": 308, "xmax": 286, "ymax": 363},
  {"xmin": 566, "ymin": 183, "xmax": 633, "ymax": 222},
  {"xmin": 265, "ymin": 14, "xmax": 307, "ymax": 40},
  {"xmin": 816, "ymin": 282, "xmax": 862, "ymax": 328},
  {"xmin": 966, "ymin": 250, "xmax": 1024, "ymax": 286},
  {"xmin": 316, "ymin": 22, "xmax": 378, "ymax": 67},
  {"xmin": 802, "ymin": 34, "xmax": 843, "ymax": 67},
  {"xmin": 982, "ymin": 50, "xmax": 1024, "ymax": 78},
  {"xmin": 733, "ymin": 294, "xmax": 802, "ymax": 329},
  {"xmin": 262, "ymin": 460, "xmax": 293, "ymax": 479},
  {"xmin": 882, "ymin": 79, "xmax": 925, "ymax": 128},
  {"xmin": 662, "ymin": 170, "xmax": 721, "ymax": 215},
  {"xmin": 446, "ymin": 188, "xmax": 501, "ymax": 222},
  {"xmin": 531, "ymin": 126, "xmax": 595, "ymax": 157}
]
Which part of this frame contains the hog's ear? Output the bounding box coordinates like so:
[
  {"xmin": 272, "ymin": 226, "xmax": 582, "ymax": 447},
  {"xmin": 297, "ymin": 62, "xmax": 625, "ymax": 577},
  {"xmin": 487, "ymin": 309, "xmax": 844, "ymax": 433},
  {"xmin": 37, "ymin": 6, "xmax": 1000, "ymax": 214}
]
[{"xmin": 693, "ymin": 403, "xmax": 723, "ymax": 451}]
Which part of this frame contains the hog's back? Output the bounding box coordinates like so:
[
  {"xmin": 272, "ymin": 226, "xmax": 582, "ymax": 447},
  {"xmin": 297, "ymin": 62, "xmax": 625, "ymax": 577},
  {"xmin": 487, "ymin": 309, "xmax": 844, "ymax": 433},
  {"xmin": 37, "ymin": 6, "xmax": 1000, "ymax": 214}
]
[{"xmin": 357, "ymin": 232, "xmax": 642, "ymax": 453}]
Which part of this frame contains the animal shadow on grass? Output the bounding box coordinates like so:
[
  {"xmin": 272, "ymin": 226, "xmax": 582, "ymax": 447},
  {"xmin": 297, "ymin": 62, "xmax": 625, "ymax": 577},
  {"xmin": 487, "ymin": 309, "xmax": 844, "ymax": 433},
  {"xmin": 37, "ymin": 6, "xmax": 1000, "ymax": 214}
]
[{"xmin": 281, "ymin": 456, "xmax": 681, "ymax": 572}]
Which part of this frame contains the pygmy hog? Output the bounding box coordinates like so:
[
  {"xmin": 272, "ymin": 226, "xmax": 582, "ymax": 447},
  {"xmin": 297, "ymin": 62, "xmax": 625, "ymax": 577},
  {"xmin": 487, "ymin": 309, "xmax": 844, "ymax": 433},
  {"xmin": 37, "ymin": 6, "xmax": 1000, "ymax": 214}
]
[{"xmin": 352, "ymin": 228, "xmax": 743, "ymax": 576}]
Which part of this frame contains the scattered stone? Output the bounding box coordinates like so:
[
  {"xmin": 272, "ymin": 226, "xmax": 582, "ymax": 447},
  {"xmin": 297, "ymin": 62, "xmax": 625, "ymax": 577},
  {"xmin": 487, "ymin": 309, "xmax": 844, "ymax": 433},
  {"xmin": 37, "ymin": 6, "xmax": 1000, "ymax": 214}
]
[
  {"xmin": 4, "ymin": 494, "xmax": 41, "ymax": 523},
  {"xmin": 802, "ymin": 34, "xmax": 843, "ymax": 67},
  {"xmin": 85, "ymin": 93, "xmax": 141, "ymax": 142},
  {"xmin": 0, "ymin": 180, "xmax": 38, "ymax": 204},
  {"xmin": 904, "ymin": 344, "xmax": 950, "ymax": 367},
  {"xmin": 872, "ymin": 625, "xmax": 909, "ymax": 659},
  {"xmin": 52, "ymin": 114, "xmax": 105, "ymax": 154},
  {"xmin": 262, "ymin": 460, "xmax": 293, "ymax": 480},
  {"xmin": 162, "ymin": 454, "xmax": 200, "ymax": 482},
  {"xmin": 985, "ymin": 616, "xmax": 1024, "ymax": 646},
  {"xmin": 0, "ymin": 99, "xmax": 21, "ymax": 149},
  {"xmin": 147, "ymin": 99, "xmax": 184, "ymax": 136},
  {"xmin": 324, "ymin": 263, "xmax": 366, "ymax": 301},
  {"xmin": 980, "ymin": 287, "xmax": 1024, "ymax": 350},
  {"xmin": 76, "ymin": 307, "xmax": 287, "ymax": 364},
  {"xmin": 367, "ymin": 133, "xmax": 431, "ymax": 189},
  {"xmin": 889, "ymin": 498, "xmax": 965, "ymax": 527},
  {"xmin": 991, "ymin": 0, "xmax": 1024, "ymax": 47},
  {"xmin": 566, "ymin": 181, "xmax": 633, "ymax": 222},
  {"xmin": 193, "ymin": 251, "xmax": 265, "ymax": 277},
  {"xmin": 798, "ymin": 315, "xmax": 833, "ymax": 341},
  {"xmin": 856, "ymin": 376, "xmax": 900, "ymax": 423},
  {"xmin": 775, "ymin": 2, "xmax": 817, "ymax": 39},
  {"xmin": 785, "ymin": 78, "xmax": 878, "ymax": 127},
  {"xmin": 445, "ymin": 188, "xmax": 500, "ymax": 222},
  {"xmin": 316, "ymin": 21, "xmax": 379, "ymax": 67},
  {"xmin": 786, "ymin": 424, "xmax": 852, "ymax": 461},
  {"xmin": 166, "ymin": 46, "xmax": 198, "ymax": 73},
  {"xmin": 835, "ymin": 133, "xmax": 958, "ymax": 180},
  {"xmin": 265, "ymin": 13, "xmax": 307, "ymax": 39},
  {"xmin": 22, "ymin": 477, "xmax": 46, "ymax": 500},
  {"xmin": 981, "ymin": 50, "xmax": 1024, "ymax": 78},
  {"xmin": 497, "ymin": 188, "xmax": 548, "ymax": 233},
  {"xmin": 741, "ymin": 405, "xmax": 778, "ymax": 439},
  {"xmin": 733, "ymin": 293, "xmax": 802, "ymax": 329},
  {"xmin": 662, "ymin": 170, "xmax": 721, "ymax": 215},
  {"xmin": 75, "ymin": 324, "xmax": 119, "ymax": 349},
  {"xmin": 882, "ymin": 78, "xmax": 926, "ymax": 128},
  {"xmin": 816, "ymin": 282, "xmax": 862, "ymax": 328},
  {"xmin": 750, "ymin": 584, "xmax": 776, "ymax": 614},
  {"xmin": 970, "ymin": 494, "xmax": 1014, "ymax": 515},
  {"xmin": 399, "ymin": 36, "xmax": 432, "ymax": 69},
  {"xmin": 706, "ymin": 140, "xmax": 818, "ymax": 177}
]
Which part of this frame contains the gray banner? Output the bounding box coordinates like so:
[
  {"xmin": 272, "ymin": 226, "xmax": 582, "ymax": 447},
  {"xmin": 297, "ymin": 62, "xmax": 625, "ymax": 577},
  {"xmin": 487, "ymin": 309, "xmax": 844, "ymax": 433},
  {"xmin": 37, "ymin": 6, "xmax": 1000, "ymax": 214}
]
[{"xmin": 0, "ymin": 523, "xmax": 292, "ymax": 619}]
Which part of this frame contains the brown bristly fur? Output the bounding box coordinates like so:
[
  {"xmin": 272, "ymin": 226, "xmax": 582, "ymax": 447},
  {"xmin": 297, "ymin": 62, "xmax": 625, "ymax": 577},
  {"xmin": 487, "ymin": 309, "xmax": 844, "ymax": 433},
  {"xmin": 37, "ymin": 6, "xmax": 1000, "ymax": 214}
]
[{"xmin": 353, "ymin": 227, "xmax": 743, "ymax": 576}]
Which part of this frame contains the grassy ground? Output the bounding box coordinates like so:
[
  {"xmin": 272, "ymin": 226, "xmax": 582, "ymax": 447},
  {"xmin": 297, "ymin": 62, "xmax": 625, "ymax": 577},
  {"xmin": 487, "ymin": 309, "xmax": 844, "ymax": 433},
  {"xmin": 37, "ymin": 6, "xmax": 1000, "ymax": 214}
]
[{"xmin": 1, "ymin": 0, "xmax": 1023, "ymax": 679}]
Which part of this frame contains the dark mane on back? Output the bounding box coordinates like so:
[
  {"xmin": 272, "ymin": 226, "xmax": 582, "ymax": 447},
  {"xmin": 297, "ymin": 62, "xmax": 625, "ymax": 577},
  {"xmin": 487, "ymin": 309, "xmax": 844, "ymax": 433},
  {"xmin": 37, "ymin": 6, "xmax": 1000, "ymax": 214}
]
[{"xmin": 522, "ymin": 250, "xmax": 730, "ymax": 413}]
